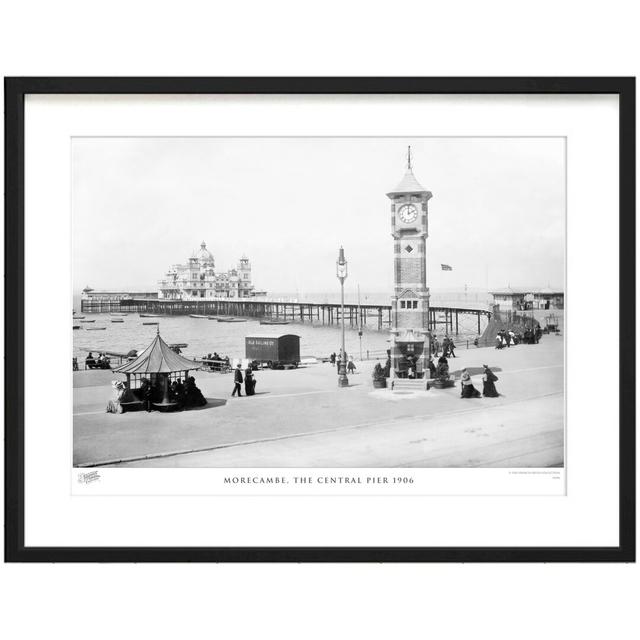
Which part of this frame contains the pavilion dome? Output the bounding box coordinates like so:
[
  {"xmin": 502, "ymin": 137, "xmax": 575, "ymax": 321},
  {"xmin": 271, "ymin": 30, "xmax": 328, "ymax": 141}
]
[{"xmin": 193, "ymin": 241, "xmax": 215, "ymax": 265}]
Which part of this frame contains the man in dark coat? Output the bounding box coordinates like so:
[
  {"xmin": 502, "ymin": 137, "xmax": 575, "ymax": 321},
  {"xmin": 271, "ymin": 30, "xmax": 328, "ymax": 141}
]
[
  {"xmin": 232, "ymin": 364, "xmax": 243, "ymax": 397},
  {"xmin": 140, "ymin": 378, "xmax": 153, "ymax": 412},
  {"xmin": 173, "ymin": 378, "xmax": 186, "ymax": 410}
]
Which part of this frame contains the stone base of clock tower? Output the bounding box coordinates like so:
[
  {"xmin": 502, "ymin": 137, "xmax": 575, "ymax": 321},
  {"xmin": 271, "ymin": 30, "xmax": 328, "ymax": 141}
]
[{"xmin": 390, "ymin": 330, "xmax": 430, "ymax": 379}]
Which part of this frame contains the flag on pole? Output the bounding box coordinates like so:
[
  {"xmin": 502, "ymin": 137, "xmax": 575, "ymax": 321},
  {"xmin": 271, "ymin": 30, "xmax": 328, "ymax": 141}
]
[{"xmin": 441, "ymin": 264, "xmax": 453, "ymax": 271}]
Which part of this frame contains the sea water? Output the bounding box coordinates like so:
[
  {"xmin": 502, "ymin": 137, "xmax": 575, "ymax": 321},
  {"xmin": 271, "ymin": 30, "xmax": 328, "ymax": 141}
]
[{"xmin": 73, "ymin": 312, "xmax": 488, "ymax": 362}]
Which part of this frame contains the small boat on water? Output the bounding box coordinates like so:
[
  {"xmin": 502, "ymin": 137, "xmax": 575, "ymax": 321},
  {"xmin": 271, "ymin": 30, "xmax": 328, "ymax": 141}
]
[
  {"xmin": 190, "ymin": 314, "xmax": 208, "ymax": 319},
  {"xmin": 80, "ymin": 319, "xmax": 96, "ymax": 323},
  {"xmin": 86, "ymin": 327, "xmax": 107, "ymax": 331},
  {"xmin": 217, "ymin": 317, "xmax": 247, "ymax": 323},
  {"xmin": 142, "ymin": 321, "xmax": 159, "ymax": 325},
  {"xmin": 260, "ymin": 319, "xmax": 290, "ymax": 325},
  {"xmin": 140, "ymin": 313, "xmax": 162, "ymax": 318}
]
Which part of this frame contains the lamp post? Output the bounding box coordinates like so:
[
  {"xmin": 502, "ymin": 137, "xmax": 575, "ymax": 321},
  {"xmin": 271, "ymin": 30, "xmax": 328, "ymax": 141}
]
[
  {"xmin": 336, "ymin": 246, "xmax": 349, "ymax": 387},
  {"xmin": 357, "ymin": 284, "xmax": 363, "ymax": 361}
]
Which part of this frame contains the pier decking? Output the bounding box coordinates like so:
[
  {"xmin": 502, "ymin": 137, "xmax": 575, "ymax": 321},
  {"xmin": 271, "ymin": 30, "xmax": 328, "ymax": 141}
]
[{"xmin": 81, "ymin": 298, "xmax": 491, "ymax": 335}]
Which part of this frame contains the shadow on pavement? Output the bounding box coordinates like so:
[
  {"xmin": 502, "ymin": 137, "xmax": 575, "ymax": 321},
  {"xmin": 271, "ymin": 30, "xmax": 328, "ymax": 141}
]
[
  {"xmin": 451, "ymin": 366, "xmax": 503, "ymax": 377},
  {"xmin": 189, "ymin": 398, "xmax": 227, "ymax": 410}
]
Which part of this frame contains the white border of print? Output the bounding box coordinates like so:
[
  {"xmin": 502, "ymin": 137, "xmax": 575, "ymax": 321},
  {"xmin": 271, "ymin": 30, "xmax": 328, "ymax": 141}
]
[{"xmin": 24, "ymin": 94, "xmax": 618, "ymax": 548}]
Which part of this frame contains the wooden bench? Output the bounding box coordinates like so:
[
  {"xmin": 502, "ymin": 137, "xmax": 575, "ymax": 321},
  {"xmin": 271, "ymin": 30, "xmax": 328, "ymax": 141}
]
[{"xmin": 119, "ymin": 400, "xmax": 144, "ymax": 413}]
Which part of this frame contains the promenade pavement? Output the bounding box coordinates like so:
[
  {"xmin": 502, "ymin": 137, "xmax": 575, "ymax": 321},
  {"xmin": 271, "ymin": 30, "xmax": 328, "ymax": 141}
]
[{"xmin": 73, "ymin": 336, "xmax": 564, "ymax": 468}]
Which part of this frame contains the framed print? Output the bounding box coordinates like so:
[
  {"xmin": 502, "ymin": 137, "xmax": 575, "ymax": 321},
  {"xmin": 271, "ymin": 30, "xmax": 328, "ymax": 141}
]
[{"xmin": 4, "ymin": 77, "xmax": 635, "ymax": 562}]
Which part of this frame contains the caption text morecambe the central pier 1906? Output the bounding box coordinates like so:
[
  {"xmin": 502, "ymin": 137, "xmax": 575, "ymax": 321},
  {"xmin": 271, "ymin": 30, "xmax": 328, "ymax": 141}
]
[{"xmin": 223, "ymin": 476, "xmax": 415, "ymax": 485}]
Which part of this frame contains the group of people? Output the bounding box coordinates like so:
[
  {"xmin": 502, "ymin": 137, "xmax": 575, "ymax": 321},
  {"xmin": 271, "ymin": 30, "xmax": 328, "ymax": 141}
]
[
  {"xmin": 495, "ymin": 326, "xmax": 542, "ymax": 349},
  {"xmin": 460, "ymin": 365, "xmax": 499, "ymax": 398},
  {"xmin": 106, "ymin": 375, "xmax": 208, "ymax": 414},
  {"xmin": 428, "ymin": 354, "xmax": 451, "ymax": 381},
  {"xmin": 329, "ymin": 351, "xmax": 357, "ymax": 374},
  {"xmin": 522, "ymin": 326, "xmax": 542, "ymax": 344},
  {"xmin": 204, "ymin": 351, "xmax": 228, "ymax": 362},
  {"xmin": 429, "ymin": 354, "xmax": 500, "ymax": 398},
  {"xmin": 431, "ymin": 336, "xmax": 456, "ymax": 358},
  {"xmin": 85, "ymin": 352, "xmax": 111, "ymax": 369},
  {"xmin": 142, "ymin": 376, "xmax": 207, "ymax": 412},
  {"xmin": 202, "ymin": 352, "xmax": 231, "ymax": 372},
  {"xmin": 388, "ymin": 351, "xmax": 500, "ymax": 399},
  {"xmin": 231, "ymin": 364, "xmax": 257, "ymax": 397},
  {"xmin": 372, "ymin": 356, "xmax": 392, "ymax": 380}
]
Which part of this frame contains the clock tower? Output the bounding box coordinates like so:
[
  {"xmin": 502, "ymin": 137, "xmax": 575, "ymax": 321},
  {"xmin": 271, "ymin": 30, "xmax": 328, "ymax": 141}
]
[{"xmin": 386, "ymin": 147, "xmax": 432, "ymax": 378}]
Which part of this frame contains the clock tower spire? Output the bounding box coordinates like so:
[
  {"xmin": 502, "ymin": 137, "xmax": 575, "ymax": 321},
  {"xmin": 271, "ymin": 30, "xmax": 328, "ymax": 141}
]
[{"xmin": 387, "ymin": 148, "xmax": 433, "ymax": 380}]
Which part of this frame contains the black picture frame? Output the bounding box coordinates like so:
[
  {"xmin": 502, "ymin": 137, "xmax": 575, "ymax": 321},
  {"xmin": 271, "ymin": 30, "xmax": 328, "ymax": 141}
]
[{"xmin": 4, "ymin": 77, "xmax": 635, "ymax": 563}]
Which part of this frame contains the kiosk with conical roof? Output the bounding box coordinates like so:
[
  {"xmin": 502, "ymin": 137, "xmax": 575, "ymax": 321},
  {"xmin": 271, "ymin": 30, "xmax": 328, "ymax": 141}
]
[{"xmin": 115, "ymin": 328, "xmax": 201, "ymax": 409}]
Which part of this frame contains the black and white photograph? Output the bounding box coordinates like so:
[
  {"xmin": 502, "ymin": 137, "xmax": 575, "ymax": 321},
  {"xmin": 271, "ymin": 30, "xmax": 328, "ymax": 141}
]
[
  {"xmin": 72, "ymin": 137, "xmax": 565, "ymax": 473},
  {"xmin": 6, "ymin": 75, "xmax": 632, "ymax": 565},
  {"xmin": 2, "ymin": 2, "xmax": 638, "ymax": 637}
]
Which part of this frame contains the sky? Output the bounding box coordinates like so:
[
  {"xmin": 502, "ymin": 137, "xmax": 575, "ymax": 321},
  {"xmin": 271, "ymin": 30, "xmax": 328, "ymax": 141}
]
[{"xmin": 72, "ymin": 137, "xmax": 565, "ymax": 297}]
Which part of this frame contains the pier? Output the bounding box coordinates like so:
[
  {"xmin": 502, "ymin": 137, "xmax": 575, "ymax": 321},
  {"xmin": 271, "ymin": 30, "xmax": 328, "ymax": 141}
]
[{"xmin": 81, "ymin": 298, "xmax": 491, "ymax": 335}]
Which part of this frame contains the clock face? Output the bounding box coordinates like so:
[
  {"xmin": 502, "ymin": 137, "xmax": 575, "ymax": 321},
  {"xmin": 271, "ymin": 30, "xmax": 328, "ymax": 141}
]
[{"xmin": 398, "ymin": 204, "xmax": 418, "ymax": 224}]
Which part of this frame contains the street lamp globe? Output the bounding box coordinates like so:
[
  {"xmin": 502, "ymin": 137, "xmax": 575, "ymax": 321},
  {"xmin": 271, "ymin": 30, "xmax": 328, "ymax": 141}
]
[{"xmin": 336, "ymin": 246, "xmax": 348, "ymax": 281}]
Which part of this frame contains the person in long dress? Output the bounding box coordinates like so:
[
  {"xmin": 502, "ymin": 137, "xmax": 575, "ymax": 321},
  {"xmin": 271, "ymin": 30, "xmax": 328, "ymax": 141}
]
[
  {"xmin": 482, "ymin": 365, "xmax": 500, "ymax": 397},
  {"xmin": 244, "ymin": 367, "xmax": 256, "ymax": 396},
  {"xmin": 460, "ymin": 369, "xmax": 481, "ymax": 398},
  {"xmin": 106, "ymin": 380, "xmax": 135, "ymax": 413},
  {"xmin": 106, "ymin": 380, "xmax": 122, "ymax": 413}
]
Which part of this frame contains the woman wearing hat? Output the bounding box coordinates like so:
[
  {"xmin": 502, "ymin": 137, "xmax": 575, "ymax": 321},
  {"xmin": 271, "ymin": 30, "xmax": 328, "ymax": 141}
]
[
  {"xmin": 244, "ymin": 366, "xmax": 256, "ymax": 396},
  {"xmin": 482, "ymin": 365, "xmax": 500, "ymax": 397},
  {"xmin": 460, "ymin": 369, "xmax": 481, "ymax": 398}
]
